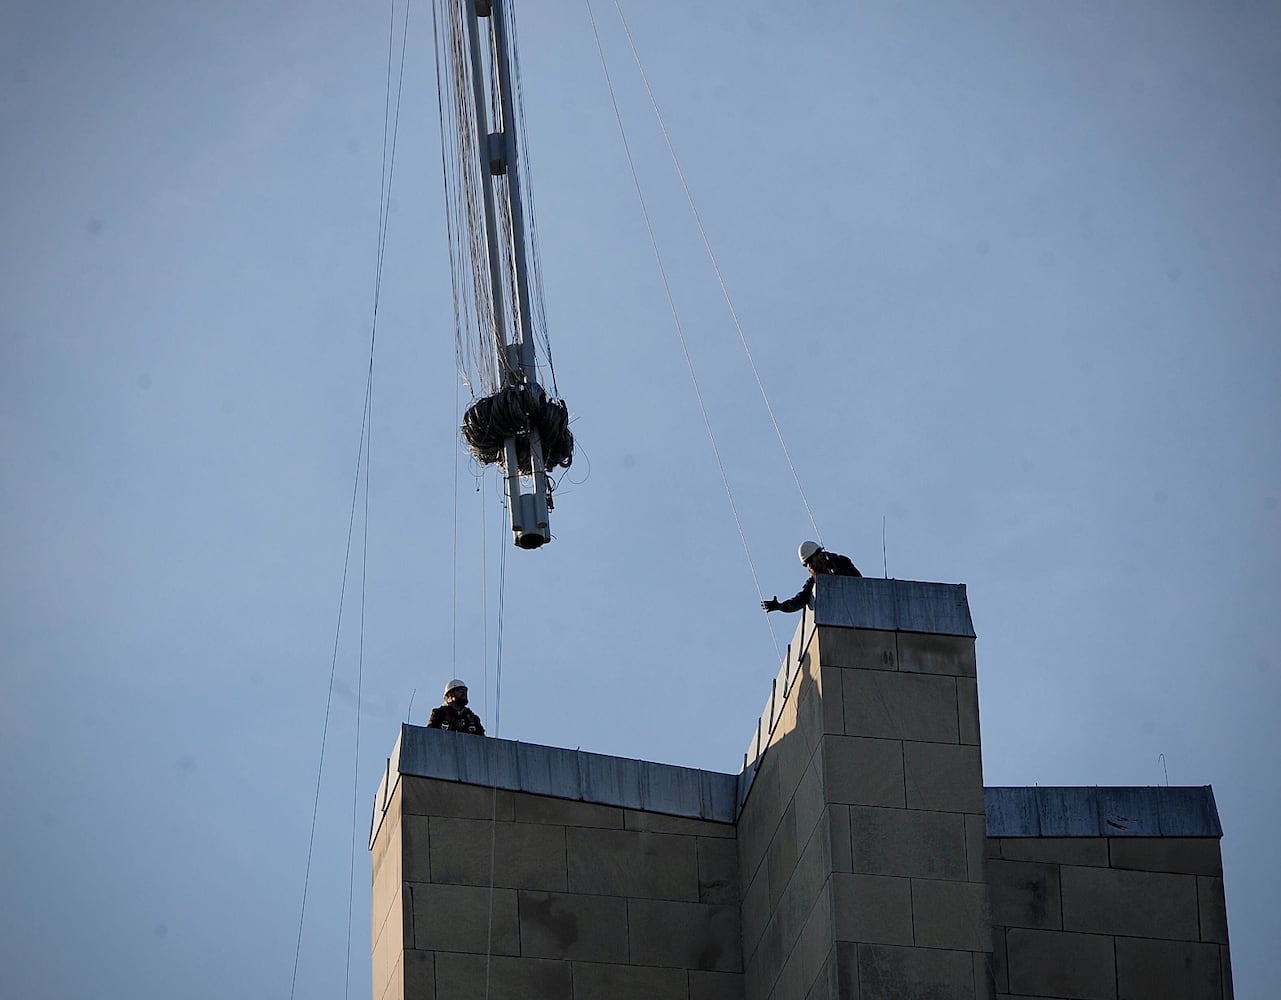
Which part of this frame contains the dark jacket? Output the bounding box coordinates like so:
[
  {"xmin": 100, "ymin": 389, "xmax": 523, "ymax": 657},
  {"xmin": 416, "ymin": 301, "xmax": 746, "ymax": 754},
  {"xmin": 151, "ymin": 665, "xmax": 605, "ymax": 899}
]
[
  {"xmin": 777, "ymin": 551, "xmax": 862, "ymax": 613},
  {"xmin": 426, "ymin": 704, "xmax": 486, "ymax": 735}
]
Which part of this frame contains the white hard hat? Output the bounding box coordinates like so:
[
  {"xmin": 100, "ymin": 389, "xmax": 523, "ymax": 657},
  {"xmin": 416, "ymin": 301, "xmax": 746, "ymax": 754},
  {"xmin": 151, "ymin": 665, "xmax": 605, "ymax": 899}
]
[
  {"xmin": 798, "ymin": 540, "xmax": 822, "ymax": 564},
  {"xmin": 443, "ymin": 679, "xmax": 468, "ymax": 698}
]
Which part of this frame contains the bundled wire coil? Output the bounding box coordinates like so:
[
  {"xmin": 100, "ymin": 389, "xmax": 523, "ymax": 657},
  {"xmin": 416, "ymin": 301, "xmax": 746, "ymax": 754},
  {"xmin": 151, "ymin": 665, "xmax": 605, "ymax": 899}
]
[{"xmin": 462, "ymin": 384, "xmax": 573, "ymax": 474}]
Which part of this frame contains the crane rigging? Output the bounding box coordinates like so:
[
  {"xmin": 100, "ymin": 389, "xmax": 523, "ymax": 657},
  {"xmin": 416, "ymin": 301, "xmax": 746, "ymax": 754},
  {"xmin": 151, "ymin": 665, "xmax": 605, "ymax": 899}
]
[{"xmin": 433, "ymin": 0, "xmax": 572, "ymax": 549}]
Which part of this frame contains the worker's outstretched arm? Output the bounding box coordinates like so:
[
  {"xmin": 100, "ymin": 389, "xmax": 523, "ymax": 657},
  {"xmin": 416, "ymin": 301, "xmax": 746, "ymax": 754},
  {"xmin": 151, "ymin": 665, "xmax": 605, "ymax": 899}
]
[{"xmin": 763, "ymin": 578, "xmax": 813, "ymax": 614}]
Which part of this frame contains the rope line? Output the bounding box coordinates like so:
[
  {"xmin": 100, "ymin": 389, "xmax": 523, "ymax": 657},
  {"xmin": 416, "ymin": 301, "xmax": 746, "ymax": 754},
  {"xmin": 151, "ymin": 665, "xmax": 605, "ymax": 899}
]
[
  {"xmin": 289, "ymin": 363, "xmax": 370, "ymax": 1000},
  {"xmin": 585, "ymin": 0, "xmax": 782, "ymax": 664},
  {"xmin": 611, "ymin": 0, "xmax": 824, "ymax": 546},
  {"xmin": 344, "ymin": 372, "xmax": 373, "ymax": 1000},
  {"xmin": 290, "ymin": 2, "xmax": 409, "ymax": 995}
]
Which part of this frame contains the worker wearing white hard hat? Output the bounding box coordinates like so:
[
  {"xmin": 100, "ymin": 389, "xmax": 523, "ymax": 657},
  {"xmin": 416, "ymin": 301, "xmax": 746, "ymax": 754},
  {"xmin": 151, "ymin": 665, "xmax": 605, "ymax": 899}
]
[
  {"xmin": 761, "ymin": 540, "xmax": 862, "ymax": 614},
  {"xmin": 426, "ymin": 679, "xmax": 486, "ymax": 735}
]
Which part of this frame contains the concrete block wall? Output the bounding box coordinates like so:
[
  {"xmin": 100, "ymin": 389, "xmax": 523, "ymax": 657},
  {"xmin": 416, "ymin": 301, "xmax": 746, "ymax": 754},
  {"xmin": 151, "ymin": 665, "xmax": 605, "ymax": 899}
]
[
  {"xmin": 371, "ymin": 773, "xmax": 742, "ymax": 1000},
  {"xmin": 988, "ymin": 835, "xmax": 1232, "ymax": 1000},
  {"xmin": 817, "ymin": 624, "xmax": 992, "ymax": 1000}
]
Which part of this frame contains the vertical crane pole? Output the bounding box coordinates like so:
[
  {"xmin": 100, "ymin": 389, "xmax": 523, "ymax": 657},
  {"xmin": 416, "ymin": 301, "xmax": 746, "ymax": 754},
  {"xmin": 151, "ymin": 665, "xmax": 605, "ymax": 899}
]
[{"xmin": 466, "ymin": 0, "xmax": 551, "ymax": 548}]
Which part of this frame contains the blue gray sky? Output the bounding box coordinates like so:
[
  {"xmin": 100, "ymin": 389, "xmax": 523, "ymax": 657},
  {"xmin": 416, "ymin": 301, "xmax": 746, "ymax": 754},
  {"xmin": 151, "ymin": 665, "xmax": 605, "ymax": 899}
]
[{"xmin": 3, "ymin": 2, "xmax": 1278, "ymax": 997}]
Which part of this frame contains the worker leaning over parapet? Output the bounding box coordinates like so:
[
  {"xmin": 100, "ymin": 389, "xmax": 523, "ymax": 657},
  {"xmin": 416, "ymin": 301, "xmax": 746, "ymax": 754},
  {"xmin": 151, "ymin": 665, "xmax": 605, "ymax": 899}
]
[
  {"xmin": 761, "ymin": 540, "xmax": 862, "ymax": 614},
  {"xmin": 426, "ymin": 679, "xmax": 486, "ymax": 735}
]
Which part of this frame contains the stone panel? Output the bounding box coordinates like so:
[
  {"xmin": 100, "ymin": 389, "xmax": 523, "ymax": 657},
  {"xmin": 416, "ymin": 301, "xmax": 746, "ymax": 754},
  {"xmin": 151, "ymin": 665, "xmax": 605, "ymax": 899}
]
[
  {"xmin": 403, "ymin": 814, "xmax": 430, "ymax": 883},
  {"xmin": 991, "ymin": 927, "xmax": 1008, "ymax": 994},
  {"xmin": 699, "ymin": 836, "xmax": 741, "ymax": 904},
  {"xmin": 895, "ymin": 633, "xmax": 976, "ymax": 677},
  {"xmin": 829, "ymin": 806, "xmax": 852, "ymax": 873},
  {"xmin": 1107, "ymin": 837, "xmax": 1223, "ymax": 876},
  {"xmin": 1061, "ymin": 865, "xmax": 1198, "ymax": 940},
  {"xmin": 820, "ymin": 667, "xmax": 844, "ymax": 734},
  {"xmin": 805, "ymin": 947, "xmax": 836, "ymax": 1000},
  {"xmin": 842, "ymin": 670, "xmax": 959, "ymax": 743},
  {"xmin": 794, "ymin": 750, "xmax": 827, "ymax": 848},
  {"xmin": 572, "ymin": 962, "xmax": 688, "ymax": 1000},
  {"xmin": 790, "ymin": 885, "xmax": 835, "ymax": 998},
  {"xmin": 848, "ymin": 806, "xmax": 967, "ymax": 880},
  {"xmin": 1115, "ymin": 937, "xmax": 1222, "ymax": 1000},
  {"xmin": 628, "ymin": 898, "xmax": 743, "ymax": 972},
  {"xmin": 434, "ymin": 952, "xmax": 571, "ymax": 1000},
  {"xmin": 823, "ymin": 736, "xmax": 904, "ymax": 808},
  {"xmin": 407, "ymin": 881, "xmax": 519, "ymax": 955},
  {"xmin": 902, "ymin": 742, "xmax": 984, "ymax": 813},
  {"xmin": 401, "ymin": 776, "xmax": 514, "ymax": 821},
  {"xmin": 1005, "ymin": 928, "xmax": 1116, "ymax": 1000},
  {"xmin": 518, "ymin": 889, "xmax": 628, "ymax": 962},
  {"xmin": 372, "ymin": 796, "xmax": 402, "ymax": 886},
  {"xmin": 739, "ymin": 755, "xmax": 782, "ymax": 888},
  {"xmin": 1197, "ymin": 875, "xmax": 1229, "ymax": 944},
  {"xmin": 512, "ymin": 792, "xmax": 622, "ymax": 829},
  {"xmin": 957, "ymin": 677, "xmax": 981, "ymax": 746},
  {"xmin": 373, "ymin": 898, "xmax": 406, "ymax": 1000},
  {"xmin": 973, "ymin": 951, "xmax": 996, "ymax": 1000},
  {"xmin": 767, "ymin": 799, "xmax": 801, "ymax": 908},
  {"xmin": 988, "ymin": 859, "xmax": 1061, "ymax": 930},
  {"xmin": 428, "ymin": 817, "xmax": 567, "ymax": 890},
  {"xmin": 690, "ymin": 971, "xmax": 745, "ymax": 1000},
  {"xmin": 403, "ymin": 949, "xmax": 433, "ymax": 1000},
  {"xmin": 964, "ymin": 814, "xmax": 987, "ymax": 883},
  {"xmin": 741, "ymin": 863, "xmax": 770, "ymax": 961},
  {"xmin": 796, "ymin": 660, "xmax": 826, "ymax": 756},
  {"xmin": 910, "ymin": 878, "xmax": 992, "ymax": 951},
  {"xmin": 856, "ymin": 943, "xmax": 976, "ymax": 1000},
  {"xmin": 373, "ymin": 814, "xmax": 405, "ymax": 942},
  {"xmin": 377, "ymin": 953, "xmax": 403, "ymax": 1000},
  {"xmin": 754, "ymin": 820, "xmax": 831, "ymax": 996},
  {"xmin": 770, "ymin": 714, "xmax": 814, "ymax": 811},
  {"xmin": 832, "ymin": 873, "xmax": 912, "ymax": 946},
  {"xmin": 817, "ymin": 627, "xmax": 897, "ymax": 671},
  {"xmin": 774, "ymin": 938, "xmax": 810, "ymax": 1000},
  {"xmin": 989, "ymin": 836, "xmax": 1108, "ymax": 867},
  {"xmin": 567, "ymin": 826, "xmax": 698, "ymax": 900},
  {"xmin": 626, "ymin": 809, "xmax": 736, "ymax": 838}
]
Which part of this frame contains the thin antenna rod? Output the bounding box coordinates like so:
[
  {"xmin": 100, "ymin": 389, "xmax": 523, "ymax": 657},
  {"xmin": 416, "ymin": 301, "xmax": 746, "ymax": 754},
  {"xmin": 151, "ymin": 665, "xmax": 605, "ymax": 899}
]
[{"xmin": 882, "ymin": 515, "xmax": 888, "ymax": 578}]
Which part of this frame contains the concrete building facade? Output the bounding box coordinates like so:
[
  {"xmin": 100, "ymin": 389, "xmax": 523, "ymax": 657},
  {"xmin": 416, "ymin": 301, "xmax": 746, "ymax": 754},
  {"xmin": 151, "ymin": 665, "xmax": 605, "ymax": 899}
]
[{"xmin": 369, "ymin": 576, "xmax": 1232, "ymax": 999}]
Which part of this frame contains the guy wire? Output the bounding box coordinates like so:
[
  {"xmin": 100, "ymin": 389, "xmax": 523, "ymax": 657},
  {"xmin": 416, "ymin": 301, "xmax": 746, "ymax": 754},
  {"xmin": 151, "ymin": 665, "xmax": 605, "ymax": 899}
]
[
  {"xmin": 344, "ymin": 373, "xmax": 373, "ymax": 1000},
  {"xmin": 612, "ymin": 0, "xmax": 824, "ymax": 545},
  {"xmin": 586, "ymin": 0, "xmax": 782, "ymax": 664},
  {"xmin": 290, "ymin": 1, "xmax": 409, "ymax": 994}
]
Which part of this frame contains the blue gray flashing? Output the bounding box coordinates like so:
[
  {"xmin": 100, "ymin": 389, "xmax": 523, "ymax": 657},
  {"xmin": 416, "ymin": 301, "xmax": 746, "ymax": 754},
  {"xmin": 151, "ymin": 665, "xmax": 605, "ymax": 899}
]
[
  {"xmin": 985, "ymin": 786, "xmax": 1223, "ymax": 838},
  {"xmin": 369, "ymin": 729, "xmax": 1224, "ymax": 848},
  {"xmin": 370, "ymin": 725, "xmax": 738, "ymax": 846},
  {"xmin": 814, "ymin": 577, "xmax": 975, "ymax": 637}
]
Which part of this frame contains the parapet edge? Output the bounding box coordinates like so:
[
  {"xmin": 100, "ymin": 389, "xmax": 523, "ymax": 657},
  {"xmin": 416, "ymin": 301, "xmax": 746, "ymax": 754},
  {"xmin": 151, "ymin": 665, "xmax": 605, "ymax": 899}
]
[
  {"xmin": 370, "ymin": 725, "xmax": 738, "ymax": 847},
  {"xmin": 984, "ymin": 785, "xmax": 1223, "ymax": 838}
]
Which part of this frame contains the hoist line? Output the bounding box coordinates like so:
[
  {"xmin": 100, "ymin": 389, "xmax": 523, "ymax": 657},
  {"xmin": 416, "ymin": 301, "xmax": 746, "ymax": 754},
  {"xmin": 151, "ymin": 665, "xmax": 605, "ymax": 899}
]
[
  {"xmin": 451, "ymin": 379, "xmax": 461, "ymax": 673},
  {"xmin": 289, "ymin": 362, "xmax": 370, "ymax": 1000},
  {"xmin": 611, "ymin": 0, "xmax": 824, "ymax": 548},
  {"xmin": 585, "ymin": 0, "xmax": 783, "ymax": 665},
  {"xmin": 344, "ymin": 378, "xmax": 373, "ymax": 1000},
  {"xmin": 289, "ymin": 2, "xmax": 409, "ymax": 996}
]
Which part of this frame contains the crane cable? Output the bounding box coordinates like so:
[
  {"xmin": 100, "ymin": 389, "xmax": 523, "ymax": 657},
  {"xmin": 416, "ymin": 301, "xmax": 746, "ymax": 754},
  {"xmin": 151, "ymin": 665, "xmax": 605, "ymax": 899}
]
[
  {"xmin": 289, "ymin": 1, "xmax": 410, "ymax": 996},
  {"xmin": 610, "ymin": 0, "xmax": 823, "ymax": 547},
  {"xmin": 585, "ymin": 0, "xmax": 782, "ymax": 664}
]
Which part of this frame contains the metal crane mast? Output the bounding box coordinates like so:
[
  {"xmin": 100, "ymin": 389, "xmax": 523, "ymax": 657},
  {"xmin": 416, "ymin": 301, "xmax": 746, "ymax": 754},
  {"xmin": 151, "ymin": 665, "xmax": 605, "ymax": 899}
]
[{"xmin": 439, "ymin": 0, "xmax": 570, "ymax": 550}]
